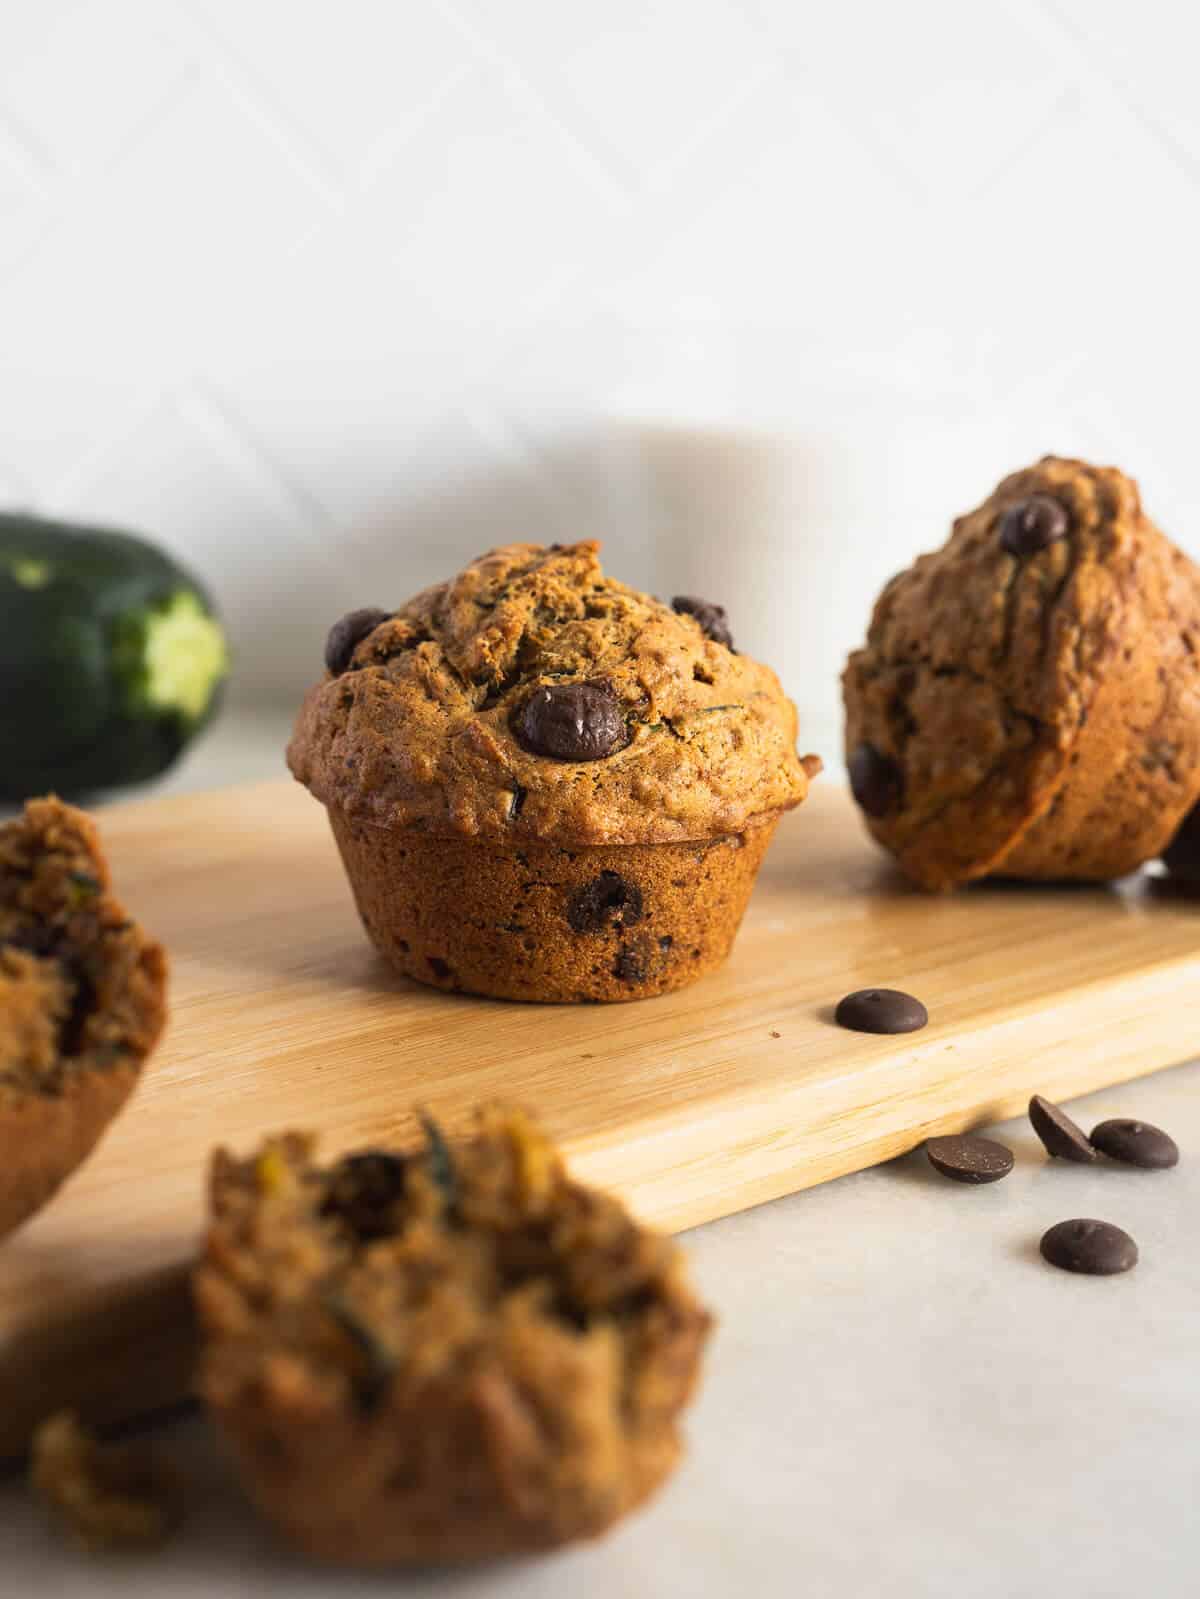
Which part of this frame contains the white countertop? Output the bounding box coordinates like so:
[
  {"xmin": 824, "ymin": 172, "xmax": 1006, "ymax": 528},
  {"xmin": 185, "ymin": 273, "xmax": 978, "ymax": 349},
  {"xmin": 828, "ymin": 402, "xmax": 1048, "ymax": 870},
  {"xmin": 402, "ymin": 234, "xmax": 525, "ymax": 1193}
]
[{"xmin": 3, "ymin": 711, "xmax": 1197, "ymax": 1598}]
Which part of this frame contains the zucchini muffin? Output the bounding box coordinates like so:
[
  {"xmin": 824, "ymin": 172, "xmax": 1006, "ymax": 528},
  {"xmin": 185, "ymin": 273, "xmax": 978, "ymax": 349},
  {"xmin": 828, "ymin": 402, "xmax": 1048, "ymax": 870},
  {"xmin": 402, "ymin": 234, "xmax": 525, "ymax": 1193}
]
[
  {"xmin": 288, "ymin": 541, "xmax": 818, "ymax": 1001},
  {"xmin": 843, "ymin": 456, "xmax": 1200, "ymax": 890},
  {"xmin": 195, "ymin": 1108, "xmax": 713, "ymax": 1566},
  {"xmin": 0, "ymin": 797, "xmax": 167, "ymax": 1236}
]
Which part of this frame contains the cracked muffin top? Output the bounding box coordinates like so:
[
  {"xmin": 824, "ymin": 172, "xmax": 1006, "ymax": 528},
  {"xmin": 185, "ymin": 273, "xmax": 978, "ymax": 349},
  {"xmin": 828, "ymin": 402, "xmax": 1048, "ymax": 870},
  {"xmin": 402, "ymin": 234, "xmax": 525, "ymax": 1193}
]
[
  {"xmin": 843, "ymin": 455, "xmax": 1200, "ymax": 888},
  {"xmin": 288, "ymin": 541, "xmax": 817, "ymax": 845}
]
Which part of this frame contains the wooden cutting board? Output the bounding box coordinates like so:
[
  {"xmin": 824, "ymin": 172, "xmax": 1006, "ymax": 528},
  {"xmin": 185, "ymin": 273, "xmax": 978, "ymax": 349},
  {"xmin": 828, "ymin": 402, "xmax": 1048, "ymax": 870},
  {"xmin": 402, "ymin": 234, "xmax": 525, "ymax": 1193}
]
[{"xmin": 3, "ymin": 776, "xmax": 1198, "ymax": 1456}]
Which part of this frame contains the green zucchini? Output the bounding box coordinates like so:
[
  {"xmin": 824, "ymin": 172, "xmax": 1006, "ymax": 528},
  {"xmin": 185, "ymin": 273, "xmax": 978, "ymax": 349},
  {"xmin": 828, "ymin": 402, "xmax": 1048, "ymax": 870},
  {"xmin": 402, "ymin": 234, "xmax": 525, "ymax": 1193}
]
[{"xmin": 0, "ymin": 512, "xmax": 229, "ymax": 800}]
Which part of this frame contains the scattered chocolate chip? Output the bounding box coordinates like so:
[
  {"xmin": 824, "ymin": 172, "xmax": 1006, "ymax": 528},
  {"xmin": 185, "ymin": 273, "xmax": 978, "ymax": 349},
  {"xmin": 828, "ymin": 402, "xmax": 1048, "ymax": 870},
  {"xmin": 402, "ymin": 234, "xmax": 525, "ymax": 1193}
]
[
  {"xmin": 835, "ymin": 988, "xmax": 927, "ymax": 1034},
  {"xmin": 1090, "ymin": 1118, "xmax": 1179, "ymax": 1170},
  {"xmin": 999, "ymin": 494, "xmax": 1069, "ymax": 556},
  {"xmin": 1028, "ymin": 1094, "xmax": 1098, "ymax": 1163},
  {"xmin": 566, "ymin": 872, "xmax": 643, "ymax": 934},
  {"xmin": 426, "ymin": 956, "xmax": 453, "ymax": 981},
  {"xmin": 1040, "ymin": 1218, "xmax": 1138, "ymax": 1276},
  {"xmin": 321, "ymin": 1151, "xmax": 407, "ymax": 1239},
  {"xmin": 324, "ymin": 607, "xmax": 390, "ymax": 675},
  {"xmin": 847, "ymin": 742, "xmax": 903, "ymax": 818},
  {"xmin": 926, "ymin": 1134, "xmax": 1014, "ymax": 1184},
  {"xmin": 507, "ymin": 785, "xmax": 527, "ymax": 822},
  {"xmin": 514, "ymin": 682, "xmax": 627, "ymax": 761},
  {"xmin": 1162, "ymin": 802, "xmax": 1200, "ymax": 883},
  {"xmin": 672, "ymin": 595, "xmax": 734, "ymax": 650}
]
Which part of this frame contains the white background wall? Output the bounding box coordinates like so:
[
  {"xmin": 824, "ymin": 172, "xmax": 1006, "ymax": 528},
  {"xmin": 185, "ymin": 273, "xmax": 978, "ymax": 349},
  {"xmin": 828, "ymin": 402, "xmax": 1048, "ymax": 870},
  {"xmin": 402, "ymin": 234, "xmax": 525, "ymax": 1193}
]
[{"xmin": 2, "ymin": 0, "xmax": 1198, "ymax": 752}]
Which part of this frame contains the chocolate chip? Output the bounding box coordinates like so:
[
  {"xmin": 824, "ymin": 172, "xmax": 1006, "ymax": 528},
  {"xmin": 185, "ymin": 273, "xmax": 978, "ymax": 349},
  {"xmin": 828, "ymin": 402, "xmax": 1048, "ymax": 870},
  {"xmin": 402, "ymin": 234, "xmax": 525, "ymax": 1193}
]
[
  {"xmin": 324, "ymin": 607, "xmax": 390, "ymax": 675},
  {"xmin": 926, "ymin": 1134, "xmax": 1014, "ymax": 1184},
  {"xmin": 1162, "ymin": 802, "xmax": 1200, "ymax": 883},
  {"xmin": 835, "ymin": 988, "xmax": 927, "ymax": 1034},
  {"xmin": 848, "ymin": 743, "xmax": 902, "ymax": 818},
  {"xmin": 999, "ymin": 494, "xmax": 1069, "ymax": 556},
  {"xmin": 514, "ymin": 682, "xmax": 627, "ymax": 761},
  {"xmin": 1028, "ymin": 1094, "xmax": 1098, "ymax": 1163},
  {"xmin": 566, "ymin": 872, "xmax": 643, "ymax": 934},
  {"xmin": 1090, "ymin": 1118, "xmax": 1179, "ymax": 1170},
  {"xmin": 321, "ymin": 1151, "xmax": 407, "ymax": 1239},
  {"xmin": 672, "ymin": 595, "xmax": 734, "ymax": 650},
  {"xmin": 1040, "ymin": 1218, "xmax": 1138, "ymax": 1276}
]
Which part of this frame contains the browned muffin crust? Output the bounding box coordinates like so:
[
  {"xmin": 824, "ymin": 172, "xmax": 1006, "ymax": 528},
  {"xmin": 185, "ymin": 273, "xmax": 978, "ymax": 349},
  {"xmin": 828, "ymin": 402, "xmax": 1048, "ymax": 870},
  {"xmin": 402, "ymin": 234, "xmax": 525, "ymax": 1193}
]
[
  {"xmin": 843, "ymin": 456, "xmax": 1200, "ymax": 890},
  {"xmin": 0, "ymin": 798, "xmax": 166, "ymax": 1236},
  {"xmin": 195, "ymin": 1108, "xmax": 713, "ymax": 1566},
  {"xmin": 288, "ymin": 541, "xmax": 815, "ymax": 846}
]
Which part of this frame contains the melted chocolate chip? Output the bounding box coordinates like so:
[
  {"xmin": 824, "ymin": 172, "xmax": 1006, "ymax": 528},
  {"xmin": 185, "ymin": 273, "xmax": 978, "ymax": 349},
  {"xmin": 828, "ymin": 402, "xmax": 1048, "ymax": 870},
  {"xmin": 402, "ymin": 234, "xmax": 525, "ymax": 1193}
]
[
  {"xmin": 324, "ymin": 607, "xmax": 390, "ymax": 676},
  {"xmin": 320, "ymin": 1151, "xmax": 407, "ymax": 1239},
  {"xmin": 999, "ymin": 495, "xmax": 1070, "ymax": 556},
  {"xmin": 672, "ymin": 595, "xmax": 734, "ymax": 650},
  {"xmin": 514, "ymin": 682, "xmax": 627, "ymax": 762},
  {"xmin": 566, "ymin": 872, "xmax": 643, "ymax": 934},
  {"xmin": 848, "ymin": 743, "xmax": 903, "ymax": 818},
  {"xmin": 57, "ymin": 957, "xmax": 95, "ymax": 1057},
  {"xmin": 1040, "ymin": 1218, "xmax": 1138, "ymax": 1275}
]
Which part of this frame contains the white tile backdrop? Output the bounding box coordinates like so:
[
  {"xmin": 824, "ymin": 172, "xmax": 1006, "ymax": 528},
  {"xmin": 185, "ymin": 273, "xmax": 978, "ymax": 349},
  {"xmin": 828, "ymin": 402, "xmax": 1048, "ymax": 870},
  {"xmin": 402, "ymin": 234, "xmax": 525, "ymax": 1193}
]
[{"xmin": 2, "ymin": 0, "xmax": 1199, "ymax": 749}]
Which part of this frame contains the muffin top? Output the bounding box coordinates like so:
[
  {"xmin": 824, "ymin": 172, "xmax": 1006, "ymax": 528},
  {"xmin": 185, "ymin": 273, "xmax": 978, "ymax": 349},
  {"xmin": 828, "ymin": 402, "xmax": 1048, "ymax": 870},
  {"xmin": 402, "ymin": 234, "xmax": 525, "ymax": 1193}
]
[{"xmin": 288, "ymin": 541, "xmax": 817, "ymax": 845}]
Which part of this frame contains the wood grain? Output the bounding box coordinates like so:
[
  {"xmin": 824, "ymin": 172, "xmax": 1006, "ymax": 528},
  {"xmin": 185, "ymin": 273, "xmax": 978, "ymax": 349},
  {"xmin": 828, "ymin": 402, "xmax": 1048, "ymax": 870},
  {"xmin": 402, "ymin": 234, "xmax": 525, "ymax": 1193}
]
[{"xmin": 3, "ymin": 777, "xmax": 1198, "ymax": 1455}]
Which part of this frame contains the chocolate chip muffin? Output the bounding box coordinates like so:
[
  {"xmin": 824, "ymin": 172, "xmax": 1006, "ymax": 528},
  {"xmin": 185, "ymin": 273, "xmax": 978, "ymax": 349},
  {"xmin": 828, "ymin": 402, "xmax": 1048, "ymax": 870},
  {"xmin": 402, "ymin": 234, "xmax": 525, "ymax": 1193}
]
[
  {"xmin": 843, "ymin": 456, "xmax": 1200, "ymax": 890},
  {"xmin": 0, "ymin": 798, "xmax": 167, "ymax": 1236},
  {"xmin": 195, "ymin": 1107, "xmax": 713, "ymax": 1566},
  {"xmin": 288, "ymin": 542, "xmax": 817, "ymax": 1001}
]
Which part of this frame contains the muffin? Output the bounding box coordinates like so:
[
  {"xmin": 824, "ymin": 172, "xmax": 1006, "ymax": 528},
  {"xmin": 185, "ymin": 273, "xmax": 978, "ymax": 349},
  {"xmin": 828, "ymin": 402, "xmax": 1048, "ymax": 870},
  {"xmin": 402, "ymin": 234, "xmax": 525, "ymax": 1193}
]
[
  {"xmin": 194, "ymin": 1107, "xmax": 713, "ymax": 1566},
  {"xmin": 843, "ymin": 456, "xmax": 1200, "ymax": 890},
  {"xmin": 0, "ymin": 797, "xmax": 167, "ymax": 1236},
  {"xmin": 288, "ymin": 541, "xmax": 817, "ymax": 1001}
]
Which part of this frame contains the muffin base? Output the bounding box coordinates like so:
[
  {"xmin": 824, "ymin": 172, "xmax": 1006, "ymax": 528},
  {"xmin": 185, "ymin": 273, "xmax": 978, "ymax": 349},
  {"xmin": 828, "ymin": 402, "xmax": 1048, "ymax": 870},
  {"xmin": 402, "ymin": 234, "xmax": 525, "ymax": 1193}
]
[{"xmin": 327, "ymin": 810, "xmax": 779, "ymax": 1003}]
